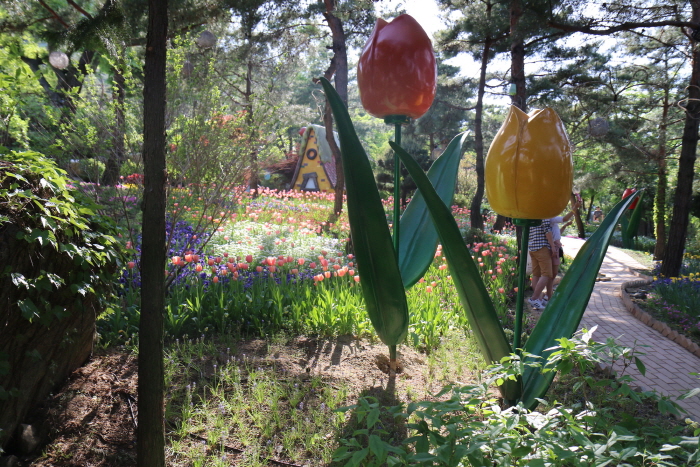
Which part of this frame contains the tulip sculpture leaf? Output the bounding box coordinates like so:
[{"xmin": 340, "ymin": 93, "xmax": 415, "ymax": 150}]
[
  {"xmin": 319, "ymin": 78, "xmax": 408, "ymax": 363},
  {"xmin": 391, "ymin": 141, "xmax": 521, "ymax": 401},
  {"xmin": 398, "ymin": 132, "xmax": 467, "ymax": 288},
  {"xmin": 520, "ymin": 189, "xmax": 641, "ymax": 408},
  {"xmin": 321, "ymin": 77, "xmax": 641, "ymax": 406}
]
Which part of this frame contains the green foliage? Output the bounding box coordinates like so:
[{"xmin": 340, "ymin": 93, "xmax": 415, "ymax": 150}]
[
  {"xmin": 0, "ymin": 149, "xmax": 122, "ymax": 401},
  {"xmin": 334, "ymin": 397, "xmax": 406, "ymax": 467},
  {"xmin": 0, "ymin": 70, "xmax": 30, "ymax": 149},
  {"xmin": 75, "ymin": 158, "xmax": 106, "ymax": 183},
  {"xmin": 335, "ymin": 329, "xmax": 700, "ymax": 466},
  {"xmin": 0, "ymin": 149, "xmax": 122, "ymax": 324}
]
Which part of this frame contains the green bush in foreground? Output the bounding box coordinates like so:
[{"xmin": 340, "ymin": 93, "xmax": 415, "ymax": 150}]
[{"xmin": 334, "ymin": 328, "xmax": 700, "ymax": 466}]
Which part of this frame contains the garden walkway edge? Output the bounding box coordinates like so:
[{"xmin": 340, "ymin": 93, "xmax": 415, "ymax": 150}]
[{"xmin": 560, "ymin": 236, "xmax": 700, "ymax": 422}]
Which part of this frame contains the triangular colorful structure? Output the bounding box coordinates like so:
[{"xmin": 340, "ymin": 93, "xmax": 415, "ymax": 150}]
[{"xmin": 289, "ymin": 125, "xmax": 339, "ymax": 192}]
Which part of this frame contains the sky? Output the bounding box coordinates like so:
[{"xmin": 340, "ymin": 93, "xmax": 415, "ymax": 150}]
[
  {"xmin": 377, "ymin": 0, "xmax": 446, "ymax": 36},
  {"xmin": 374, "ymin": 0, "xmax": 498, "ymax": 95}
]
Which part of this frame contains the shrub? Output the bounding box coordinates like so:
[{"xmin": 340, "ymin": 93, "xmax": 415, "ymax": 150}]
[
  {"xmin": 334, "ymin": 329, "xmax": 700, "ymax": 466},
  {"xmin": 0, "ymin": 149, "xmax": 122, "ymax": 448}
]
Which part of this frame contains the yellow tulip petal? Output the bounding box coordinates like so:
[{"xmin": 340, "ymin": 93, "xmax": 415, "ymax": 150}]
[{"xmin": 485, "ymin": 105, "xmax": 573, "ymax": 219}]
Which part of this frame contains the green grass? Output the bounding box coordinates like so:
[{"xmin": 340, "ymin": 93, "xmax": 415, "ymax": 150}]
[
  {"xmin": 152, "ymin": 326, "xmax": 489, "ymax": 466},
  {"xmin": 86, "ymin": 186, "xmax": 700, "ymax": 465},
  {"xmin": 616, "ymin": 246, "xmax": 655, "ymax": 273}
]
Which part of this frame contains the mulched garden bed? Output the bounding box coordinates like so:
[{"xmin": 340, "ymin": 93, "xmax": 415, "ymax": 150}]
[{"xmin": 625, "ymin": 283, "xmax": 700, "ymax": 348}]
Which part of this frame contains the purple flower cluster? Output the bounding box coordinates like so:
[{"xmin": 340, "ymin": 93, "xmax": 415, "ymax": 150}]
[
  {"xmin": 648, "ymin": 294, "xmax": 700, "ymax": 338},
  {"xmin": 119, "ymin": 217, "xmax": 209, "ymax": 292}
]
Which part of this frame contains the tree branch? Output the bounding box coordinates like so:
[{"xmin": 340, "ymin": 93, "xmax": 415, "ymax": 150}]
[
  {"xmin": 66, "ymin": 0, "xmax": 93, "ymax": 19},
  {"xmin": 37, "ymin": 0, "xmax": 71, "ymax": 29},
  {"xmin": 548, "ymin": 19, "xmax": 698, "ymax": 36}
]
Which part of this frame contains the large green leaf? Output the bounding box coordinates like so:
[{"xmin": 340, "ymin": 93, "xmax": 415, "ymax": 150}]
[
  {"xmin": 399, "ymin": 132, "xmax": 467, "ymax": 288},
  {"xmin": 520, "ymin": 190, "xmax": 642, "ymax": 409},
  {"xmin": 320, "ymin": 78, "xmax": 409, "ymax": 350},
  {"xmin": 391, "ymin": 141, "xmax": 519, "ymax": 400}
]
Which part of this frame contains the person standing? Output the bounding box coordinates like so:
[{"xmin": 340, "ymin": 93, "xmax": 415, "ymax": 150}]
[
  {"xmin": 544, "ymin": 200, "xmax": 581, "ymax": 300},
  {"xmin": 593, "ymin": 206, "xmax": 603, "ymax": 222},
  {"xmin": 527, "ymin": 219, "xmax": 556, "ymax": 310}
]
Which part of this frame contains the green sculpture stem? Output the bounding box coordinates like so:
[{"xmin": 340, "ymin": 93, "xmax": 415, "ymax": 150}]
[
  {"xmin": 385, "ymin": 115, "xmax": 410, "ymax": 255},
  {"xmin": 513, "ymin": 218, "xmax": 542, "ymax": 353}
]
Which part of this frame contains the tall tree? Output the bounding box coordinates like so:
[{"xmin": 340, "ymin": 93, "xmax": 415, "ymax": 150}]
[
  {"xmin": 321, "ymin": 0, "xmax": 347, "ymax": 221},
  {"xmin": 224, "ymin": 0, "xmax": 314, "ymax": 194},
  {"xmin": 414, "ymin": 59, "xmax": 473, "ymax": 156},
  {"xmin": 138, "ymin": 0, "xmax": 167, "ymax": 464},
  {"xmin": 1, "ymin": 0, "xmax": 236, "ymax": 182},
  {"xmin": 545, "ymin": 0, "xmax": 700, "ymax": 276},
  {"xmin": 609, "ymin": 30, "xmax": 686, "ymax": 260},
  {"xmin": 437, "ymin": 0, "xmax": 510, "ymax": 230},
  {"xmin": 311, "ymin": 0, "xmax": 375, "ymax": 221}
]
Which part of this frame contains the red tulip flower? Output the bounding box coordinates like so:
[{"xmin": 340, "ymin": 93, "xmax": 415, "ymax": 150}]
[
  {"xmin": 357, "ymin": 14, "xmax": 437, "ymax": 119},
  {"xmin": 622, "ymin": 188, "xmax": 639, "ymax": 210}
]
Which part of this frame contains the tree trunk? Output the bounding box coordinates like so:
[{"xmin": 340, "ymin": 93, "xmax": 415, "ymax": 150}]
[
  {"xmin": 138, "ymin": 0, "xmax": 167, "ymax": 464},
  {"xmin": 510, "ymin": 0, "xmax": 526, "ymax": 112},
  {"xmin": 653, "ymin": 78, "xmax": 671, "ymax": 261},
  {"xmin": 586, "ymin": 193, "xmax": 595, "ymax": 223},
  {"xmin": 493, "ymin": 214, "xmax": 508, "ymax": 232},
  {"xmin": 101, "ymin": 58, "xmax": 126, "ymax": 186},
  {"xmin": 653, "ymin": 159, "xmax": 667, "ymax": 261},
  {"xmin": 660, "ymin": 7, "xmax": 700, "ymax": 277},
  {"xmin": 570, "ymin": 193, "xmax": 585, "ymax": 238},
  {"xmin": 470, "ymin": 38, "xmax": 493, "ymax": 231},
  {"xmin": 245, "ymin": 60, "xmax": 259, "ymax": 197},
  {"xmin": 323, "ymin": 0, "xmax": 347, "ymax": 222}
]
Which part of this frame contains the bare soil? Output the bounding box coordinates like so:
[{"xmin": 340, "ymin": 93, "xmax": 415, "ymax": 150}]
[{"xmin": 11, "ymin": 335, "xmax": 476, "ymax": 467}]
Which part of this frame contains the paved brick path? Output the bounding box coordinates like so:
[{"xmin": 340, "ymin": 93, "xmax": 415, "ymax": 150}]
[{"xmin": 560, "ymin": 236, "xmax": 700, "ymax": 422}]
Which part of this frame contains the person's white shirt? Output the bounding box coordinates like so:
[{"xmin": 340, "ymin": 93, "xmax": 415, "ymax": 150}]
[{"xmin": 549, "ymin": 216, "xmax": 564, "ymax": 242}]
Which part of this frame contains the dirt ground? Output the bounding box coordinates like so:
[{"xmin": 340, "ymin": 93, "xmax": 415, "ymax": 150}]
[{"xmin": 9, "ymin": 335, "xmax": 475, "ymax": 467}]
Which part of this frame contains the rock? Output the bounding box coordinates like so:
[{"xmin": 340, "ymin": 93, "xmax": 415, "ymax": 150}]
[
  {"xmin": 18, "ymin": 423, "xmax": 40, "ymax": 454},
  {"xmin": 0, "ymin": 455, "xmax": 20, "ymax": 467}
]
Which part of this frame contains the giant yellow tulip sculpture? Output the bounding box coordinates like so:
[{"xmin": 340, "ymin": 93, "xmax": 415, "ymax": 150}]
[
  {"xmin": 485, "ymin": 105, "xmax": 573, "ymax": 351},
  {"xmin": 485, "ymin": 106, "xmax": 573, "ymax": 219}
]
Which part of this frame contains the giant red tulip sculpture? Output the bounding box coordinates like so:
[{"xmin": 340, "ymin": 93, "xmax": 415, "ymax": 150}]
[{"xmin": 358, "ymin": 14, "xmax": 437, "ymax": 255}]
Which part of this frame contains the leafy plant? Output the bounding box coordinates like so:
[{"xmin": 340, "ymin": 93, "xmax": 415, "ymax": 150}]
[
  {"xmin": 334, "ymin": 329, "xmax": 700, "ymax": 466},
  {"xmin": 0, "ymin": 149, "xmax": 122, "ymax": 323}
]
